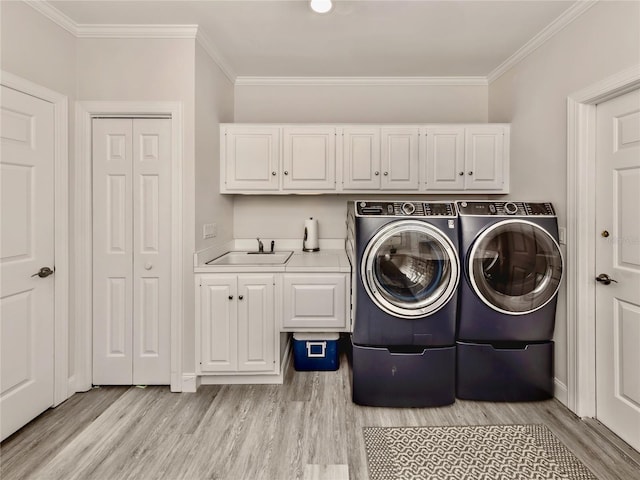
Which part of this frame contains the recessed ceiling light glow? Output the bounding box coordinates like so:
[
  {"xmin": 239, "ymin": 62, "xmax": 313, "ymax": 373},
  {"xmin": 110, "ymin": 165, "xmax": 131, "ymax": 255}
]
[{"xmin": 310, "ymin": 0, "xmax": 332, "ymax": 14}]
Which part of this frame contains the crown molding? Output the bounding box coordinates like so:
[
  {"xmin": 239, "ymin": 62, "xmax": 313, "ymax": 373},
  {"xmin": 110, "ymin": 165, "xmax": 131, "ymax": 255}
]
[
  {"xmin": 487, "ymin": 0, "xmax": 599, "ymax": 84},
  {"xmin": 234, "ymin": 76, "xmax": 488, "ymax": 87},
  {"xmin": 24, "ymin": 0, "xmax": 78, "ymax": 36},
  {"xmin": 195, "ymin": 30, "xmax": 237, "ymax": 84},
  {"xmin": 25, "ymin": 0, "xmax": 598, "ymax": 88},
  {"xmin": 75, "ymin": 24, "xmax": 198, "ymax": 39}
]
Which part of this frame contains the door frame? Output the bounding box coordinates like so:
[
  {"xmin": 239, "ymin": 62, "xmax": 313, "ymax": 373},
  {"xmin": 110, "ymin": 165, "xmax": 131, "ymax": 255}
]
[
  {"xmin": 566, "ymin": 65, "xmax": 640, "ymax": 417},
  {"xmin": 75, "ymin": 101, "xmax": 183, "ymax": 392},
  {"xmin": 1, "ymin": 71, "xmax": 69, "ymax": 406}
]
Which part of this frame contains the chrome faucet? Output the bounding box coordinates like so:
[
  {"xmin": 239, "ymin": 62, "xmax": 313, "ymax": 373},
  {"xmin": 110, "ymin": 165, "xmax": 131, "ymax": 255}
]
[{"xmin": 257, "ymin": 237, "xmax": 264, "ymax": 253}]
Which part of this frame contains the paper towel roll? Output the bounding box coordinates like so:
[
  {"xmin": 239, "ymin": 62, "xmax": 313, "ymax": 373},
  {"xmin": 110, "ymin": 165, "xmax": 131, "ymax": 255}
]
[{"xmin": 303, "ymin": 217, "xmax": 320, "ymax": 252}]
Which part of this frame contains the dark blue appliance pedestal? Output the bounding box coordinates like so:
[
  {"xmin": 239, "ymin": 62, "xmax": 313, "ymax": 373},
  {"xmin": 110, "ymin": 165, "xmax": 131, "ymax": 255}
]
[
  {"xmin": 351, "ymin": 340, "xmax": 455, "ymax": 407},
  {"xmin": 456, "ymin": 341, "xmax": 554, "ymax": 402}
]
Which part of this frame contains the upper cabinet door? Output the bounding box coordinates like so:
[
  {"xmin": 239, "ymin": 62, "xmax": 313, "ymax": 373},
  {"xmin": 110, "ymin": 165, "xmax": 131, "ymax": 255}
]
[
  {"xmin": 464, "ymin": 126, "xmax": 506, "ymax": 190},
  {"xmin": 381, "ymin": 127, "xmax": 420, "ymax": 190},
  {"xmin": 342, "ymin": 127, "xmax": 381, "ymax": 190},
  {"xmin": 283, "ymin": 126, "xmax": 336, "ymax": 190},
  {"xmin": 222, "ymin": 126, "xmax": 280, "ymax": 191},
  {"xmin": 423, "ymin": 126, "xmax": 466, "ymax": 190}
]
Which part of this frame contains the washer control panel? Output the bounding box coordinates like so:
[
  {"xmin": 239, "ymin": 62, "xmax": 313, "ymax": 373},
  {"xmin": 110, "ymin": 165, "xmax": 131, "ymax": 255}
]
[
  {"xmin": 356, "ymin": 201, "xmax": 456, "ymax": 217},
  {"xmin": 457, "ymin": 201, "xmax": 555, "ymax": 216}
]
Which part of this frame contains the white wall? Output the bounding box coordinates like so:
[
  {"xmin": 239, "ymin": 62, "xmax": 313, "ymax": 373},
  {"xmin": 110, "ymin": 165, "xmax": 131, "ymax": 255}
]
[
  {"xmin": 77, "ymin": 37, "xmax": 198, "ymax": 375},
  {"xmin": 233, "ymin": 84, "xmax": 489, "ymax": 240},
  {"xmin": 235, "ymin": 84, "xmax": 488, "ymax": 123},
  {"xmin": 1, "ymin": 1, "xmax": 78, "ymax": 381},
  {"xmin": 488, "ymin": 0, "xmax": 640, "ymax": 397},
  {"xmin": 194, "ymin": 43, "xmax": 235, "ymax": 254}
]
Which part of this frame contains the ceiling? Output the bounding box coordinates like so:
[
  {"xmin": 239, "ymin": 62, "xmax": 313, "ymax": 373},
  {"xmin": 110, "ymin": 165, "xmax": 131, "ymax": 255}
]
[{"xmin": 49, "ymin": 0, "xmax": 578, "ymax": 79}]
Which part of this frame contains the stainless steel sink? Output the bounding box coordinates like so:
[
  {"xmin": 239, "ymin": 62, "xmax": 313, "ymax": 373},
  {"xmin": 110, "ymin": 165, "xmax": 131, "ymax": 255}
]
[{"xmin": 206, "ymin": 251, "xmax": 293, "ymax": 266}]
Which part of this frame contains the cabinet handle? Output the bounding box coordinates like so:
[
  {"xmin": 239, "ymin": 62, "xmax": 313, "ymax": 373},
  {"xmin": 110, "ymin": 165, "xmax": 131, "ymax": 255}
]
[
  {"xmin": 383, "ymin": 172, "xmax": 388, "ymax": 176},
  {"xmin": 284, "ymin": 171, "xmax": 289, "ymax": 175},
  {"xmin": 468, "ymin": 171, "xmax": 473, "ymax": 176},
  {"xmin": 458, "ymin": 171, "xmax": 464, "ymax": 176},
  {"xmin": 271, "ymin": 171, "xmax": 276, "ymax": 176},
  {"xmin": 238, "ymin": 295, "xmax": 244, "ymax": 300},
  {"xmin": 374, "ymin": 171, "xmax": 379, "ymax": 176},
  {"xmin": 228, "ymin": 295, "xmax": 233, "ymax": 300}
]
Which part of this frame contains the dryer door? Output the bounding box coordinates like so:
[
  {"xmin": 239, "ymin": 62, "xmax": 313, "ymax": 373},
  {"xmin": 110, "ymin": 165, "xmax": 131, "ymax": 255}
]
[
  {"xmin": 469, "ymin": 219, "xmax": 563, "ymax": 315},
  {"xmin": 362, "ymin": 221, "xmax": 459, "ymax": 318}
]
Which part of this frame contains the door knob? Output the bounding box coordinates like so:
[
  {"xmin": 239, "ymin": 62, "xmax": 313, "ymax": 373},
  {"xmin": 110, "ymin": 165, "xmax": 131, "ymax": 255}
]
[
  {"xmin": 374, "ymin": 171, "xmax": 379, "ymax": 176},
  {"xmin": 601, "ymin": 230, "xmax": 610, "ymax": 238},
  {"xmin": 468, "ymin": 171, "xmax": 473, "ymax": 176},
  {"xmin": 595, "ymin": 273, "xmax": 617, "ymax": 285},
  {"xmin": 459, "ymin": 172, "xmax": 464, "ymax": 176},
  {"xmin": 228, "ymin": 295, "xmax": 234, "ymax": 300},
  {"xmin": 238, "ymin": 295, "xmax": 244, "ymax": 300},
  {"xmin": 31, "ymin": 266, "xmax": 54, "ymax": 278},
  {"xmin": 144, "ymin": 263, "xmax": 153, "ymax": 270}
]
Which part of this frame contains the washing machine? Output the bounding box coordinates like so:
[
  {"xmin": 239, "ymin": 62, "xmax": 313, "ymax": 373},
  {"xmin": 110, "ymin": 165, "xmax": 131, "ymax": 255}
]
[
  {"xmin": 455, "ymin": 200, "xmax": 564, "ymax": 401},
  {"xmin": 347, "ymin": 200, "xmax": 460, "ymax": 407}
]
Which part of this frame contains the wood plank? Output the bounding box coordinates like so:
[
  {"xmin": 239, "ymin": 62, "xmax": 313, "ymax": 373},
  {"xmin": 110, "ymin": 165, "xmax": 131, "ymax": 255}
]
[{"xmin": 2, "ymin": 354, "xmax": 639, "ymax": 479}]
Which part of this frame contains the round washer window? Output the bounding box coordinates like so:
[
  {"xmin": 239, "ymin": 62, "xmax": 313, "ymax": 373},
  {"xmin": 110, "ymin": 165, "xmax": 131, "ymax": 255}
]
[
  {"xmin": 469, "ymin": 220, "xmax": 563, "ymax": 315},
  {"xmin": 361, "ymin": 221, "xmax": 459, "ymax": 318}
]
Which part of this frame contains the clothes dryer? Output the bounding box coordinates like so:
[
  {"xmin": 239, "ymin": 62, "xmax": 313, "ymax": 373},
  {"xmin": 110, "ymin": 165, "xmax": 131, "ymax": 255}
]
[
  {"xmin": 455, "ymin": 201, "xmax": 564, "ymax": 401},
  {"xmin": 348, "ymin": 200, "xmax": 460, "ymax": 407}
]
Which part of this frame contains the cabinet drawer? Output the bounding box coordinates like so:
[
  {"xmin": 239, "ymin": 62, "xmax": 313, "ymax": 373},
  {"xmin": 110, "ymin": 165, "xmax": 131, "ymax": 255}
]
[{"xmin": 283, "ymin": 274, "xmax": 347, "ymax": 330}]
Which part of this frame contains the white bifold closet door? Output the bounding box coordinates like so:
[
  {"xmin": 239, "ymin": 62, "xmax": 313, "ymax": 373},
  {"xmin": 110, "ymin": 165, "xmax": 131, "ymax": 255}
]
[{"xmin": 92, "ymin": 118, "xmax": 171, "ymax": 385}]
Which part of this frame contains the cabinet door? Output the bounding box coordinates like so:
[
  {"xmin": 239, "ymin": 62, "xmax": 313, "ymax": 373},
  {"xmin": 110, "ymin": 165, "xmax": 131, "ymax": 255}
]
[
  {"xmin": 283, "ymin": 126, "xmax": 336, "ymax": 190},
  {"xmin": 282, "ymin": 274, "xmax": 347, "ymax": 330},
  {"xmin": 237, "ymin": 275, "xmax": 275, "ymax": 372},
  {"xmin": 381, "ymin": 127, "xmax": 420, "ymax": 190},
  {"xmin": 423, "ymin": 126, "xmax": 465, "ymax": 190},
  {"xmin": 200, "ymin": 275, "xmax": 238, "ymax": 372},
  {"xmin": 222, "ymin": 126, "xmax": 280, "ymax": 191},
  {"xmin": 464, "ymin": 126, "xmax": 505, "ymax": 190},
  {"xmin": 342, "ymin": 127, "xmax": 381, "ymax": 190}
]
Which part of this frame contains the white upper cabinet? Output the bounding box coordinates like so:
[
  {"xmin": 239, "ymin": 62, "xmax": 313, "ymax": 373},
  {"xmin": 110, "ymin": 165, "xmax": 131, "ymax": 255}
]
[
  {"xmin": 464, "ymin": 126, "xmax": 507, "ymax": 191},
  {"xmin": 381, "ymin": 127, "xmax": 420, "ymax": 190},
  {"xmin": 221, "ymin": 125, "xmax": 280, "ymax": 191},
  {"xmin": 341, "ymin": 126, "xmax": 381, "ymax": 190},
  {"xmin": 283, "ymin": 126, "xmax": 336, "ymax": 191},
  {"xmin": 422, "ymin": 124, "xmax": 509, "ymax": 192},
  {"xmin": 423, "ymin": 126, "xmax": 466, "ymax": 190},
  {"xmin": 220, "ymin": 123, "xmax": 509, "ymax": 194}
]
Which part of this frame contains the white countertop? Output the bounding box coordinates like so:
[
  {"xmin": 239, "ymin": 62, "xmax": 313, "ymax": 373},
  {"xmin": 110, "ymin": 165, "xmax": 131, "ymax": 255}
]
[{"xmin": 194, "ymin": 248, "xmax": 351, "ymax": 274}]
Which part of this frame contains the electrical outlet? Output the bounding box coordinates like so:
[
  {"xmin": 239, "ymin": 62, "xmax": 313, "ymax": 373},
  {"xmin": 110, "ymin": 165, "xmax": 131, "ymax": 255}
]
[{"xmin": 203, "ymin": 223, "xmax": 217, "ymax": 239}]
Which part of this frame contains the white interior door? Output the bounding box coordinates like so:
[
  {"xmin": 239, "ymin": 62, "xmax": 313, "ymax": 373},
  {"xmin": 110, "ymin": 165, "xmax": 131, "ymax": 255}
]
[
  {"xmin": 595, "ymin": 88, "xmax": 640, "ymax": 451},
  {"xmin": 93, "ymin": 118, "xmax": 171, "ymax": 385},
  {"xmin": 0, "ymin": 86, "xmax": 55, "ymax": 440}
]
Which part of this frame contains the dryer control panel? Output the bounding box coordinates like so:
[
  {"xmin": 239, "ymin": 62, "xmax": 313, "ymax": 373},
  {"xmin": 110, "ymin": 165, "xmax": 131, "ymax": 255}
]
[
  {"xmin": 457, "ymin": 201, "xmax": 555, "ymax": 216},
  {"xmin": 356, "ymin": 201, "xmax": 457, "ymax": 217}
]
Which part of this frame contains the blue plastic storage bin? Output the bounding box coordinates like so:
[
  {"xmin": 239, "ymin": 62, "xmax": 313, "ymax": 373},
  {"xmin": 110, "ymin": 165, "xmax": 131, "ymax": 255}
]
[{"xmin": 293, "ymin": 333, "xmax": 340, "ymax": 371}]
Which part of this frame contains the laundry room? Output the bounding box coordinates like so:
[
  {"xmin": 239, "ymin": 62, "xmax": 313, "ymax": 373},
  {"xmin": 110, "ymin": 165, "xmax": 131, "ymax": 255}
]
[{"xmin": 1, "ymin": 1, "xmax": 639, "ymax": 479}]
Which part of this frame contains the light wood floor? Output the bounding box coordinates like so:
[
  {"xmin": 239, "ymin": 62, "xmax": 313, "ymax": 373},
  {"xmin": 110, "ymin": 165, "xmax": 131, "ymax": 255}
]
[{"xmin": 2, "ymin": 352, "xmax": 639, "ymax": 480}]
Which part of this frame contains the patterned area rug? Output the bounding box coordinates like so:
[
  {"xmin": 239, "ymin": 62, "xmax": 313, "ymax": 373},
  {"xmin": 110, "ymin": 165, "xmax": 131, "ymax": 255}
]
[{"xmin": 363, "ymin": 425, "xmax": 597, "ymax": 480}]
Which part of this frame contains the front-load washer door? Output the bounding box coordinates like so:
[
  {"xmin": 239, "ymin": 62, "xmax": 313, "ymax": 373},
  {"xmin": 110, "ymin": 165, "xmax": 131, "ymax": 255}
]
[
  {"xmin": 361, "ymin": 221, "xmax": 459, "ymax": 318},
  {"xmin": 469, "ymin": 219, "xmax": 563, "ymax": 315}
]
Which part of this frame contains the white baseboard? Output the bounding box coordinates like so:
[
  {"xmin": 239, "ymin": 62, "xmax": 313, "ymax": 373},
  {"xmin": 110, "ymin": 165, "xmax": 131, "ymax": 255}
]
[
  {"xmin": 554, "ymin": 377, "xmax": 568, "ymax": 406},
  {"xmin": 181, "ymin": 373, "xmax": 199, "ymax": 393}
]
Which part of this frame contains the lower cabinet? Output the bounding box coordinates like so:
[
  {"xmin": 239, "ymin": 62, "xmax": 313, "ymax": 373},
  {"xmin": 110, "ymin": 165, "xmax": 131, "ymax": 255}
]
[
  {"xmin": 282, "ymin": 274, "xmax": 349, "ymax": 331},
  {"xmin": 197, "ymin": 274, "xmax": 277, "ymax": 374}
]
